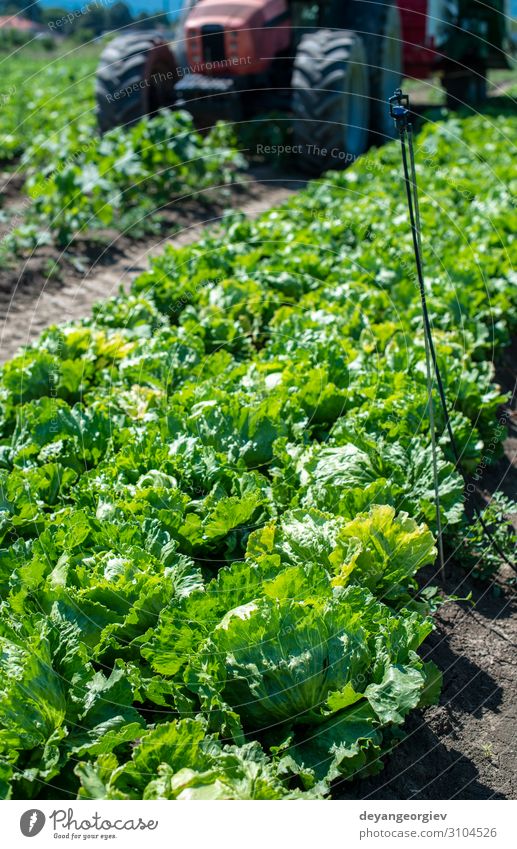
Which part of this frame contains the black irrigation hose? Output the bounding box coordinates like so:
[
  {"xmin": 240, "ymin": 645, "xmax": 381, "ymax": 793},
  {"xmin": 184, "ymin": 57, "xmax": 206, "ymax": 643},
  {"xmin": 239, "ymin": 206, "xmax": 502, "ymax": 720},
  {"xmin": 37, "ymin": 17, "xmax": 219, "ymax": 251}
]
[{"xmin": 390, "ymin": 90, "xmax": 517, "ymax": 574}]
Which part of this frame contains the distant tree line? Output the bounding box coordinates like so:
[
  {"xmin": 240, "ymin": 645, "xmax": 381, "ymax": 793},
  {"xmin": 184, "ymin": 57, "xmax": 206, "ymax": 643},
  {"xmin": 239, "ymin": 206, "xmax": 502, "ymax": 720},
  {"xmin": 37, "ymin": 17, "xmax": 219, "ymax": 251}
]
[{"xmin": 0, "ymin": 1, "xmax": 170, "ymax": 41}]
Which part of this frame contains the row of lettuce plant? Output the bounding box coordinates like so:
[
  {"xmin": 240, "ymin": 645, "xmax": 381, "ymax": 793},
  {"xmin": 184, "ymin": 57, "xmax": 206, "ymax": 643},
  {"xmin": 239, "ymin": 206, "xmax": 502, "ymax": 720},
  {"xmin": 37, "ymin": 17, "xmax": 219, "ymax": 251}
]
[
  {"xmin": 0, "ymin": 114, "xmax": 515, "ymax": 799},
  {"xmin": 0, "ymin": 49, "xmax": 243, "ymax": 254}
]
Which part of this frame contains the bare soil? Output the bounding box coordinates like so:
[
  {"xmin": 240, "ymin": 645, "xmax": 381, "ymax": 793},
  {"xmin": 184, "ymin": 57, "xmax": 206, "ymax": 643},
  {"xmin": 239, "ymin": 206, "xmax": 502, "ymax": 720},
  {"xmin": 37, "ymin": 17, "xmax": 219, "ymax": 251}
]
[{"xmin": 0, "ymin": 170, "xmax": 25, "ymax": 206}]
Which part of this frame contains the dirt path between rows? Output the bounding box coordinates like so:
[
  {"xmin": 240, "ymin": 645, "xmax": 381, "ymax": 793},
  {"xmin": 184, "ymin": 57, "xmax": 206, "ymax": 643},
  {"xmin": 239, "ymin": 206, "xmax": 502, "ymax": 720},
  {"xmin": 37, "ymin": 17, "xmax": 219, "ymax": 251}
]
[{"xmin": 0, "ymin": 169, "xmax": 304, "ymax": 362}]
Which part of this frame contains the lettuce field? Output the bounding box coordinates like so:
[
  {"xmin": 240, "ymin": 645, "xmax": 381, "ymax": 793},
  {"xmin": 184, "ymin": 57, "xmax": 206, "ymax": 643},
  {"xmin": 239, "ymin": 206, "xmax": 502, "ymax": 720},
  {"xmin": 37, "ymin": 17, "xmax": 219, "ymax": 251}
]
[
  {"xmin": 0, "ymin": 46, "xmax": 242, "ymax": 258},
  {"xmin": 0, "ymin": 109, "xmax": 516, "ymax": 800}
]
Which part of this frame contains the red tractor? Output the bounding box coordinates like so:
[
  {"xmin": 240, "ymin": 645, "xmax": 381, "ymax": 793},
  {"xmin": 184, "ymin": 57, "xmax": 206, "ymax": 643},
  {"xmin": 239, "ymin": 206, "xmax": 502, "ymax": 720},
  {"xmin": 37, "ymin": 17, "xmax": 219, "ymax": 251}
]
[{"xmin": 96, "ymin": 0, "xmax": 511, "ymax": 172}]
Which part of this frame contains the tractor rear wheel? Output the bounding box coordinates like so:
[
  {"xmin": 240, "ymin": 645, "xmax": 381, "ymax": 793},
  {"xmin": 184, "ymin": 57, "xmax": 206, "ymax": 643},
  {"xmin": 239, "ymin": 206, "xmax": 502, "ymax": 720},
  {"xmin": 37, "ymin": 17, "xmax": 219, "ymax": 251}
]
[
  {"xmin": 366, "ymin": 2, "xmax": 403, "ymax": 141},
  {"xmin": 96, "ymin": 33, "xmax": 178, "ymax": 133},
  {"xmin": 292, "ymin": 29, "xmax": 370, "ymax": 174},
  {"xmin": 324, "ymin": 0, "xmax": 403, "ymax": 141}
]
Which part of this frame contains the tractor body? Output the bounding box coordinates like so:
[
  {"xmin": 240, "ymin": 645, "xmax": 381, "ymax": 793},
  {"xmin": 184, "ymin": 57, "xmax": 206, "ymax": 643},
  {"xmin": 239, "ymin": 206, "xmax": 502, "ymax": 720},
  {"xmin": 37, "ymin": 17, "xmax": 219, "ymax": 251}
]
[{"xmin": 183, "ymin": 0, "xmax": 292, "ymax": 76}]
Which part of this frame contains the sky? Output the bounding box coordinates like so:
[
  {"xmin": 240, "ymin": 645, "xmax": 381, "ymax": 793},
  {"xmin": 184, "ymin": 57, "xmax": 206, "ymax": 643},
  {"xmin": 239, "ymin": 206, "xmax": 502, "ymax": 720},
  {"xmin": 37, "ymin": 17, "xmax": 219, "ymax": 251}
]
[
  {"xmin": 37, "ymin": 0, "xmax": 517, "ymax": 21},
  {"xmin": 37, "ymin": 1, "xmax": 183, "ymax": 15}
]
